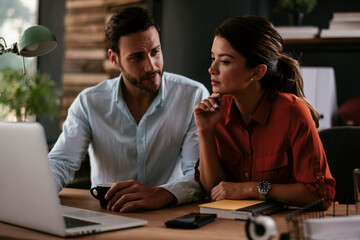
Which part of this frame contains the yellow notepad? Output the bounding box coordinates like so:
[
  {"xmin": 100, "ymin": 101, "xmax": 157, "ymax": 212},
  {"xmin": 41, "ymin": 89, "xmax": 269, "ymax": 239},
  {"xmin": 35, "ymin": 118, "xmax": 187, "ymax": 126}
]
[
  {"xmin": 199, "ymin": 200, "xmax": 263, "ymax": 211},
  {"xmin": 199, "ymin": 200, "xmax": 271, "ymax": 220}
]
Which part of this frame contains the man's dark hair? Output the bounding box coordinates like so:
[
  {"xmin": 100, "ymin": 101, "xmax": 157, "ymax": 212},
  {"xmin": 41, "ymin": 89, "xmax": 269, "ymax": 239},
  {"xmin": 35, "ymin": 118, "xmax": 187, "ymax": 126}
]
[{"xmin": 105, "ymin": 7, "xmax": 160, "ymax": 54}]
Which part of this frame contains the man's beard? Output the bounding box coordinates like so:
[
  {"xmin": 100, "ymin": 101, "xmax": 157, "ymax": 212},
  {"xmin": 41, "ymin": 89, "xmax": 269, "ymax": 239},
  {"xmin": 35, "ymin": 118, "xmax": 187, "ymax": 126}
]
[{"xmin": 120, "ymin": 65, "xmax": 163, "ymax": 93}]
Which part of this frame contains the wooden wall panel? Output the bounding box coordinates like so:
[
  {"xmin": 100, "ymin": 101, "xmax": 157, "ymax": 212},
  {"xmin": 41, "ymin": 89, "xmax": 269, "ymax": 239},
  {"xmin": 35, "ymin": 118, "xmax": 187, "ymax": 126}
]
[{"xmin": 62, "ymin": 0, "xmax": 145, "ymax": 125}]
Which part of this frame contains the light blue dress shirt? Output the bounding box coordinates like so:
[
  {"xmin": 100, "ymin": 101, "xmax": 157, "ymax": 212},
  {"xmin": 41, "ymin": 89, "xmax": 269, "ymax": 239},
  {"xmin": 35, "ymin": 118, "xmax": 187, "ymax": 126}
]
[{"xmin": 49, "ymin": 72, "xmax": 209, "ymax": 204}]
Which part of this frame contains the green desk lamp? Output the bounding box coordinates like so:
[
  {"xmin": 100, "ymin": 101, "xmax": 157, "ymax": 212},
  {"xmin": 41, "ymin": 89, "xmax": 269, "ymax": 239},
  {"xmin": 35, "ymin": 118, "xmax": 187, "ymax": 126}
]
[{"xmin": 0, "ymin": 25, "xmax": 57, "ymax": 73}]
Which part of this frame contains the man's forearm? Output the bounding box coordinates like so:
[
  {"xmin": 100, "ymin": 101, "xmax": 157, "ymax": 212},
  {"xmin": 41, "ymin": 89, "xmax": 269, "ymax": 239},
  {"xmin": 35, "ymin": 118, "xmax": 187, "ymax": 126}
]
[{"xmin": 160, "ymin": 174, "xmax": 205, "ymax": 205}]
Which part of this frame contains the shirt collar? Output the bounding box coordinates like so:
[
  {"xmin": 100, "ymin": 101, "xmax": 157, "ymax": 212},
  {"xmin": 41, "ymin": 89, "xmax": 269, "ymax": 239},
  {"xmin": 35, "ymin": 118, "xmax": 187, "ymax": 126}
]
[
  {"xmin": 225, "ymin": 90, "xmax": 273, "ymax": 126},
  {"xmin": 157, "ymin": 74, "xmax": 165, "ymax": 105},
  {"xmin": 114, "ymin": 74, "xmax": 122, "ymax": 104},
  {"xmin": 225, "ymin": 97, "xmax": 238, "ymax": 126},
  {"xmin": 114, "ymin": 74, "xmax": 164, "ymax": 107},
  {"xmin": 252, "ymin": 90, "xmax": 272, "ymax": 126}
]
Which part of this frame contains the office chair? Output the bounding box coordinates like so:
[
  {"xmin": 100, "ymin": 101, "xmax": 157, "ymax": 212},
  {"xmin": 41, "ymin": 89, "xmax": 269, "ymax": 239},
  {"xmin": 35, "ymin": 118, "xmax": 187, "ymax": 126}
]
[{"xmin": 318, "ymin": 126, "xmax": 360, "ymax": 204}]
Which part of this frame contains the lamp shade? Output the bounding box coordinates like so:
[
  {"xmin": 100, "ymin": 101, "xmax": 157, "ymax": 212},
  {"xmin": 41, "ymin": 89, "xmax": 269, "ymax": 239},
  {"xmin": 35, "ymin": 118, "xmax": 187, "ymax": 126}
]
[{"xmin": 17, "ymin": 25, "xmax": 57, "ymax": 57}]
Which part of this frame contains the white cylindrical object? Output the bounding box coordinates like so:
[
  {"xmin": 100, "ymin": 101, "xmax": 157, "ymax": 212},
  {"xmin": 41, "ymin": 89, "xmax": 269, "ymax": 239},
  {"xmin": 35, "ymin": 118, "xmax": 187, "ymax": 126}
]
[{"xmin": 248, "ymin": 216, "xmax": 277, "ymax": 240}]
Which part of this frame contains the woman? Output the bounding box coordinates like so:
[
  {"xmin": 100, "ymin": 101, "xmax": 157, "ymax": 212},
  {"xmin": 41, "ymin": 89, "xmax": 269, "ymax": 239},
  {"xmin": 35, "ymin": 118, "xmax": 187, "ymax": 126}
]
[{"xmin": 193, "ymin": 15, "xmax": 335, "ymax": 209}]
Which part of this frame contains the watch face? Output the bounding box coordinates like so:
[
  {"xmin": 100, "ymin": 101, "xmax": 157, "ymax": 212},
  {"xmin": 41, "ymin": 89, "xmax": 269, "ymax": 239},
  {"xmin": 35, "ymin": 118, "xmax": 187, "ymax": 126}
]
[{"xmin": 258, "ymin": 181, "xmax": 271, "ymax": 194}]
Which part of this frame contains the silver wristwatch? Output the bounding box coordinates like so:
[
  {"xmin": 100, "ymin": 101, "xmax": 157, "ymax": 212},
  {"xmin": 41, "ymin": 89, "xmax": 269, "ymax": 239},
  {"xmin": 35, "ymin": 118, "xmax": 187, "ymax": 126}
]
[{"xmin": 257, "ymin": 181, "xmax": 271, "ymax": 201}]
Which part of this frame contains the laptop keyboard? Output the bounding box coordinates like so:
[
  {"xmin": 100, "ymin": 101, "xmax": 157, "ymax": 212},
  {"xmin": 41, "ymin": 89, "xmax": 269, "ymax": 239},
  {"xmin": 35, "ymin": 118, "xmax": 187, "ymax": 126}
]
[{"xmin": 64, "ymin": 216, "xmax": 100, "ymax": 229}]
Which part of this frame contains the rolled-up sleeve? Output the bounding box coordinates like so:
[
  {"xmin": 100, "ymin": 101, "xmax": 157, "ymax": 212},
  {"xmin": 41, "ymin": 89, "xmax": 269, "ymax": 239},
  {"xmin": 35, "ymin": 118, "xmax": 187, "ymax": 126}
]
[{"xmin": 289, "ymin": 101, "xmax": 336, "ymax": 204}]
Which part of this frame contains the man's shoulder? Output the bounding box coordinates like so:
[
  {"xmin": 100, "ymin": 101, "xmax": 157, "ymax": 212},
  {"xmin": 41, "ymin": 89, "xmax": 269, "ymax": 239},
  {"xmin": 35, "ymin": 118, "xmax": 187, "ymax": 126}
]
[
  {"xmin": 163, "ymin": 72, "xmax": 207, "ymax": 90},
  {"xmin": 80, "ymin": 77, "xmax": 118, "ymax": 96}
]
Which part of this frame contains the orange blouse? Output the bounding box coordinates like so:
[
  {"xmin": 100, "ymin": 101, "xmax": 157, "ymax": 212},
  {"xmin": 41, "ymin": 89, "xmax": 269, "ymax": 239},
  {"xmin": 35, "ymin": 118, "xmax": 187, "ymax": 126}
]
[{"xmin": 213, "ymin": 91, "xmax": 335, "ymax": 202}]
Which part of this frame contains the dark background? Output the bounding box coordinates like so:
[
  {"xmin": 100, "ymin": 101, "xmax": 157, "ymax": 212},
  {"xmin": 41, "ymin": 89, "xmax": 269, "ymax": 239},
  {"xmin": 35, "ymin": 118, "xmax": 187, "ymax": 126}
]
[{"xmin": 38, "ymin": 0, "xmax": 360, "ymax": 143}]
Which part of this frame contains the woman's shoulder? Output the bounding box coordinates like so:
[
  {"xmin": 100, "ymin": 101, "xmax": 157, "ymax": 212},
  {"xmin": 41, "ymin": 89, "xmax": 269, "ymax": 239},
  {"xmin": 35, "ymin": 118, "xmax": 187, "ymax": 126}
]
[
  {"xmin": 275, "ymin": 92, "xmax": 308, "ymax": 110},
  {"xmin": 274, "ymin": 92, "xmax": 314, "ymax": 124}
]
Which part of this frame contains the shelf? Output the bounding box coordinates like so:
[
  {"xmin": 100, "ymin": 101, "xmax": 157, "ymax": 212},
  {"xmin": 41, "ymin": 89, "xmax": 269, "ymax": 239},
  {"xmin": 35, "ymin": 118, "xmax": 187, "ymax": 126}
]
[{"xmin": 284, "ymin": 37, "xmax": 360, "ymax": 52}]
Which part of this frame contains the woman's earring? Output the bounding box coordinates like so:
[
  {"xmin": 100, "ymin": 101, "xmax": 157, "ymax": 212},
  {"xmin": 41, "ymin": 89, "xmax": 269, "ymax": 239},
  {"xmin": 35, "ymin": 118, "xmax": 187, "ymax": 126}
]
[{"xmin": 250, "ymin": 78, "xmax": 254, "ymax": 81}]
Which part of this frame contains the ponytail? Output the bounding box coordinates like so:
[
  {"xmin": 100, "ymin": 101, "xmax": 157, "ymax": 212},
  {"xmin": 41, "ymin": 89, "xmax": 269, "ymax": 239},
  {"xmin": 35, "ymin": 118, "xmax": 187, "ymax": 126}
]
[
  {"xmin": 276, "ymin": 54, "xmax": 320, "ymax": 128},
  {"xmin": 215, "ymin": 15, "xmax": 320, "ymax": 128}
]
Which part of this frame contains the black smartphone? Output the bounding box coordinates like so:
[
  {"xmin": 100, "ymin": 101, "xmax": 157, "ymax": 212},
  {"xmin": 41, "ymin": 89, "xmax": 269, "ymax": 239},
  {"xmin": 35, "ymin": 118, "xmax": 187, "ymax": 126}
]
[{"xmin": 165, "ymin": 212, "xmax": 217, "ymax": 229}]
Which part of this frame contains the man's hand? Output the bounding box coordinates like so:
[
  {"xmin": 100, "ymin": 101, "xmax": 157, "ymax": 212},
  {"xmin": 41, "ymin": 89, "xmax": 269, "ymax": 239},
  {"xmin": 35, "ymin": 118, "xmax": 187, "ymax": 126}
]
[{"xmin": 104, "ymin": 180, "xmax": 177, "ymax": 212}]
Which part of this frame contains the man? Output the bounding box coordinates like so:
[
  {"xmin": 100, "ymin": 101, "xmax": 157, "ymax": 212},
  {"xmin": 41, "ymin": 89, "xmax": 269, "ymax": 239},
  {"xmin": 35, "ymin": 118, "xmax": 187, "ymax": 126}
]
[{"xmin": 49, "ymin": 7, "xmax": 209, "ymax": 212}]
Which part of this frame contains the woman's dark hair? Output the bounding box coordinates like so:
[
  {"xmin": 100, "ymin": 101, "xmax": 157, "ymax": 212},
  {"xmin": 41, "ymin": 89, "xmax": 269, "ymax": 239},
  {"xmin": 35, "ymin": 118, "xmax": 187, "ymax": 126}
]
[
  {"xmin": 215, "ymin": 15, "xmax": 320, "ymax": 127},
  {"xmin": 105, "ymin": 7, "xmax": 160, "ymax": 55}
]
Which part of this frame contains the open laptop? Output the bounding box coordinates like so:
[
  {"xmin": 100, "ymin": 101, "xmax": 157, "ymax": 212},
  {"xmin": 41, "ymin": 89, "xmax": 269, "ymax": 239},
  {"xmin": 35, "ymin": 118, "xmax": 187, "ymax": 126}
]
[{"xmin": 0, "ymin": 122, "xmax": 147, "ymax": 237}]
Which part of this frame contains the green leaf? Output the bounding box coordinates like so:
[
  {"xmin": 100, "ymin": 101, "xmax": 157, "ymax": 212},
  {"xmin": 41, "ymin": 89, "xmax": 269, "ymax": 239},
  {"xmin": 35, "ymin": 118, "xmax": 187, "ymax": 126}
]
[
  {"xmin": 0, "ymin": 68, "xmax": 62, "ymax": 121},
  {"xmin": 275, "ymin": 0, "xmax": 317, "ymax": 14}
]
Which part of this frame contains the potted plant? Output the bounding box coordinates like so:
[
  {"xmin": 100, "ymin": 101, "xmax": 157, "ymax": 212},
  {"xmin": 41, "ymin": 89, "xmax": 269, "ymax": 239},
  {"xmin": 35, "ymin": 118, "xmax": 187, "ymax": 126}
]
[
  {"xmin": 0, "ymin": 68, "xmax": 62, "ymax": 122},
  {"xmin": 275, "ymin": 0, "xmax": 317, "ymax": 25}
]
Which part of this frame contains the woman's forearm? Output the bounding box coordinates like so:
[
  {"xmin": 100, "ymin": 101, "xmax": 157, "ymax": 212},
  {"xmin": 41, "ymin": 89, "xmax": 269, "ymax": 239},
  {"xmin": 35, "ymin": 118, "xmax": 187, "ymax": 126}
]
[
  {"xmin": 198, "ymin": 130, "xmax": 227, "ymax": 193},
  {"xmin": 268, "ymin": 183, "xmax": 328, "ymax": 209}
]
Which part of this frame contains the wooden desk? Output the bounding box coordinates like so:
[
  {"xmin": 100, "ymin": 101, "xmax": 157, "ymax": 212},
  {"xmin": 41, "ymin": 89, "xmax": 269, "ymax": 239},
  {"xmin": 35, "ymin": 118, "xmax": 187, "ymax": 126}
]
[{"xmin": 0, "ymin": 188, "xmax": 356, "ymax": 240}]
